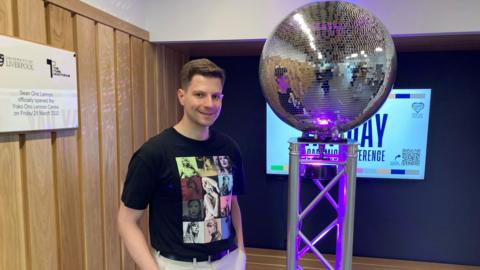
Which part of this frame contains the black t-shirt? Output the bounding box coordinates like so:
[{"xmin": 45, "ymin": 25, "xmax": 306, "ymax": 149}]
[{"xmin": 121, "ymin": 127, "xmax": 245, "ymax": 257}]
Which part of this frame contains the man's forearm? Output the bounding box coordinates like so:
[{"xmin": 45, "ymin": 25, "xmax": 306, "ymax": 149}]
[{"xmin": 118, "ymin": 219, "xmax": 159, "ymax": 270}]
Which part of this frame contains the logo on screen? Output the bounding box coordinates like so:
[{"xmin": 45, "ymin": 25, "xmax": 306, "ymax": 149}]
[
  {"xmin": 411, "ymin": 102, "xmax": 424, "ymax": 118},
  {"xmin": 0, "ymin": 54, "xmax": 4, "ymax": 67},
  {"xmin": 46, "ymin": 58, "xmax": 70, "ymax": 78},
  {"xmin": 412, "ymin": 102, "xmax": 424, "ymax": 113}
]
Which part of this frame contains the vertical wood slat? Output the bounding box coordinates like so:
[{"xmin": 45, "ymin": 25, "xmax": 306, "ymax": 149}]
[
  {"xmin": 15, "ymin": 0, "xmax": 46, "ymax": 42},
  {"xmin": 155, "ymin": 45, "xmax": 167, "ymax": 132},
  {"xmin": 23, "ymin": 133, "xmax": 58, "ymax": 270},
  {"xmin": 0, "ymin": 0, "xmax": 13, "ymax": 35},
  {"xmin": 74, "ymin": 14, "xmax": 104, "ymax": 270},
  {"xmin": 164, "ymin": 47, "xmax": 183, "ymax": 126},
  {"xmin": 131, "ymin": 37, "xmax": 146, "ymax": 150},
  {"xmin": 0, "ymin": 2, "xmax": 26, "ymax": 270},
  {"xmin": 130, "ymin": 36, "xmax": 149, "ymax": 249},
  {"xmin": 115, "ymin": 30, "xmax": 136, "ymax": 270},
  {"xmin": 144, "ymin": 42, "xmax": 157, "ymax": 138},
  {"xmin": 0, "ymin": 136, "xmax": 27, "ymax": 270},
  {"xmin": 96, "ymin": 22, "xmax": 121, "ymax": 270},
  {"xmin": 46, "ymin": 4, "xmax": 84, "ymax": 270},
  {"xmin": 16, "ymin": 1, "xmax": 58, "ymax": 270},
  {"xmin": 179, "ymin": 52, "xmax": 190, "ymax": 121}
]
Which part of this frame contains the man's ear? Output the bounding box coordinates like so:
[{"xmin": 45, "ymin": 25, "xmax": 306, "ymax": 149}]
[{"xmin": 177, "ymin": 88, "xmax": 185, "ymax": 106}]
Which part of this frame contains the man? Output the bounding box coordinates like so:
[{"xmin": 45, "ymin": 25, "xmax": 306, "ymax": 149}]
[{"xmin": 118, "ymin": 59, "xmax": 246, "ymax": 270}]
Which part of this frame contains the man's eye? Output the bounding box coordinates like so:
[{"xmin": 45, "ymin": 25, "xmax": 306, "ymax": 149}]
[
  {"xmin": 194, "ymin": 93, "xmax": 205, "ymax": 97},
  {"xmin": 213, "ymin": 94, "xmax": 224, "ymax": 100}
]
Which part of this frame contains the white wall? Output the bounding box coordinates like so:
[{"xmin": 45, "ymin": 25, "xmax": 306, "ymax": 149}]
[
  {"xmin": 80, "ymin": 0, "xmax": 147, "ymax": 29},
  {"xmin": 145, "ymin": 0, "xmax": 480, "ymax": 42}
]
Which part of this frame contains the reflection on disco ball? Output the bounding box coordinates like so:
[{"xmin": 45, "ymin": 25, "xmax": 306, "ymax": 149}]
[{"xmin": 259, "ymin": 1, "xmax": 396, "ymax": 140}]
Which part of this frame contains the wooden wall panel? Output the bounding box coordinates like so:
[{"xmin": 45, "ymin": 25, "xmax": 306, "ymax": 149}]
[
  {"xmin": 144, "ymin": 42, "xmax": 157, "ymax": 139},
  {"xmin": 15, "ymin": 0, "xmax": 47, "ymax": 42},
  {"xmin": 130, "ymin": 36, "xmax": 149, "ymax": 249},
  {"xmin": 131, "ymin": 37, "xmax": 146, "ymax": 150},
  {"xmin": 97, "ymin": 23, "xmax": 121, "ymax": 270},
  {"xmin": 16, "ymin": 1, "xmax": 58, "ymax": 270},
  {"xmin": 0, "ymin": 1, "xmax": 26, "ymax": 270},
  {"xmin": 115, "ymin": 30, "xmax": 136, "ymax": 270},
  {"xmin": 164, "ymin": 47, "xmax": 183, "ymax": 126},
  {"xmin": 115, "ymin": 30, "xmax": 133, "ymax": 199},
  {"xmin": 46, "ymin": 5, "xmax": 84, "ymax": 270},
  {"xmin": 23, "ymin": 133, "xmax": 58, "ymax": 270},
  {"xmin": 0, "ymin": 135, "xmax": 26, "ymax": 270},
  {"xmin": 0, "ymin": 0, "xmax": 13, "ymax": 35},
  {"xmin": 0, "ymin": 1, "xmax": 187, "ymax": 269},
  {"xmin": 155, "ymin": 45, "xmax": 168, "ymax": 132},
  {"xmin": 47, "ymin": 4, "xmax": 74, "ymax": 49},
  {"xmin": 74, "ymin": 15, "xmax": 104, "ymax": 270}
]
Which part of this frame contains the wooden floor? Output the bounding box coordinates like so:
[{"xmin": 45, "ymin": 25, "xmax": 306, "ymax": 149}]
[{"xmin": 245, "ymin": 248, "xmax": 480, "ymax": 270}]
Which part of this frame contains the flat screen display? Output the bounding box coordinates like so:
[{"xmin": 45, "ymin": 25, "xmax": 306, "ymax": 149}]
[{"xmin": 266, "ymin": 89, "xmax": 431, "ymax": 180}]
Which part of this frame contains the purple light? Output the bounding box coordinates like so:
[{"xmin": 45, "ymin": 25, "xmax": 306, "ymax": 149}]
[{"xmin": 316, "ymin": 118, "xmax": 330, "ymax": 125}]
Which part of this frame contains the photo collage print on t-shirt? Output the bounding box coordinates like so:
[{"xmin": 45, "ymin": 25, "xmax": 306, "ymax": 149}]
[{"xmin": 176, "ymin": 155, "xmax": 234, "ymax": 244}]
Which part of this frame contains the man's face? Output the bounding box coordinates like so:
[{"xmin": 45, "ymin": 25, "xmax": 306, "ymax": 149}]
[{"xmin": 178, "ymin": 75, "xmax": 223, "ymax": 128}]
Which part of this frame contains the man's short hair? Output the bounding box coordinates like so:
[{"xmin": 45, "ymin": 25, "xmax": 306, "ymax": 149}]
[{"xmin": 180, "ymin": 58, "xmax": 225, "ymax": 89}]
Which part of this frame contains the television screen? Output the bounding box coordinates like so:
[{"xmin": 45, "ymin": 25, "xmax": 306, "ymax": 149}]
[{"xmin": 266, "ymin": 89, "xmax": 431, "ymax": 180}]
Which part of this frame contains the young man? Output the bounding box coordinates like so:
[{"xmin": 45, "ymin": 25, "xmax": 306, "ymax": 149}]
[{"xmin": 118, "ymin": 59, "xmax": 246, "ymax": 270}]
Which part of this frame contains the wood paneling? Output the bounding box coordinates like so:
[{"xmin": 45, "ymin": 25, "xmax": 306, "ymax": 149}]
[
  {"xmin": 23, "ymin": 133, "xmax": 58, "ymax": 270},
  {"xmin": 144, "ymin": 42, "xmax": 157, "ymax": 139},
  {"xmin": 0, "ymin": 1, "xmax": 25, "ymax": 270},
  {"xmin": 130, "ymin": 36, "xmax": 149, "ymax": 244},
  {"xmin": 0, "ymin": 2, "xmax": 186, "ymax": 269},
  {"xmin": 0, "ymin": 135, "xmax": 26, "ymax": 270},
  {"xmin": 15, "ymin": 0, "xmax": 47, "ymax": 43},
  {"xmin": 0, "ymin": 0, "xmax": 13, "ymax": 35},
  {"xmin": 47, "ymin": 4, "xmax": 74, "ymax": 50},
  {"xmin": 46, "ymin": 5, "xmax": 84, "ymax": 270},
  {"xmin": 16, "ymin": 2, "xmax": 58, "ymax": 270},
  {"xmin": 156, "ymin": 45, "xmax": 168, "ymax": 132},
  {"xmin": 45, "ymin": 0, "xmax": 148, "ymax": 40},
  {"xmin": 97, "ymin": 22, "xmax": 121, "ymax": 270},
  {"xmin": 115, "ymin": 30, "xmax": 136, "ymax": 270},
  {"xmin": 131, "ymin": 37, "xmax": 146, "ymax": 150},
  {"xmin": 74, "ymin": 14, "xmax": 104, "ymax": 270},
  {"xmin": 164, "ymin": 47, "xmax": 184, "ymax": 126}
]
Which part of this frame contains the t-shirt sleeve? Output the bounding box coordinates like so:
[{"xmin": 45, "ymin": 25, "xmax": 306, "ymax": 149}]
[
  {"xmin": 231, "ymin": 141, "xmax": 245, "ymax": 196},
  {"xmin": 121, "ymin": 154, "xmax": 156, "ymax": 210}
]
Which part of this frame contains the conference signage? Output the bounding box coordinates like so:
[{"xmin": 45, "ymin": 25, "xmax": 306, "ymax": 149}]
[
  {"xmin": 0, "ymin": 34, "xmax": 78, "ymax": 133},
  {"xmin": 267, "ymin": 89, "xmax": 431, "ymax": 180}
]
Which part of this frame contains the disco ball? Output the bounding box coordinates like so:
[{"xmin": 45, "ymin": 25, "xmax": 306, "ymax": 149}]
[{"xmin": 259, "ymin": 1, "xmax": 396, "ymax": 139}]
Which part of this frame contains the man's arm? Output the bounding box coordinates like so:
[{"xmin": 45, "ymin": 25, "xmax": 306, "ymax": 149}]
[
  {"xmin": 231, "ymin": 195, "xmax": 245, "ymax": 252},
  {"xmin": 117, "ymin": 202, "xmax": 159, "ymax": 270}
]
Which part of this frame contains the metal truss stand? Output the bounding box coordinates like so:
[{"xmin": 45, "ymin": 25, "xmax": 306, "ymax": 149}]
[{"xmin": 287, "ymin": 139, "xmax": 358, "ymax": 270}]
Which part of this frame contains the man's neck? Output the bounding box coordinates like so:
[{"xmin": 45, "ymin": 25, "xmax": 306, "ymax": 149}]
[{"xmin": 174, "ymin": 119, "xmax": 210, "ymax": 141}]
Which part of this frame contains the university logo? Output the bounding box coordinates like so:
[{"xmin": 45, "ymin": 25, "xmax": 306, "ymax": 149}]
[{"xmin": 0, "ymin": 54, "xmax": 4, "ymax": 67}]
